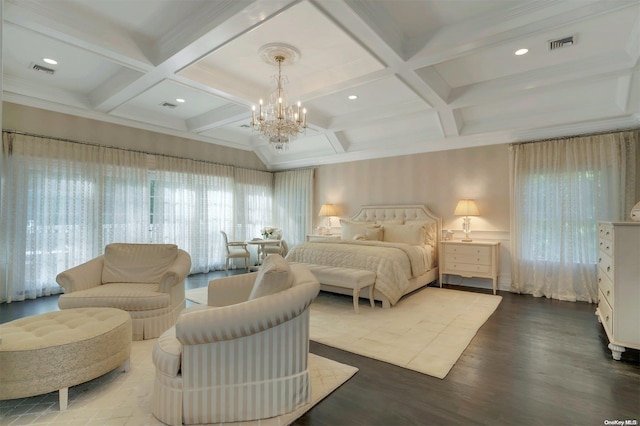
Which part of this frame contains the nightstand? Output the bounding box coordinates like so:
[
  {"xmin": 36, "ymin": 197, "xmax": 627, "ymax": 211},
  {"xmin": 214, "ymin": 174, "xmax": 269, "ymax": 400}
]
[
  {"xmin": 439, "ymin": 240, "xmax": 500, "ymax": 294},
  {"xmin": 306, "ymin": 234, "xmax": 341, "ymax": 242}
]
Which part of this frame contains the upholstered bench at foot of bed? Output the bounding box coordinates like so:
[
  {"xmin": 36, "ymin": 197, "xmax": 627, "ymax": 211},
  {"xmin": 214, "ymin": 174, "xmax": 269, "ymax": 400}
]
[{"xmin": 297, "ymin": 263, "xmax": 376, "ymax": 313}]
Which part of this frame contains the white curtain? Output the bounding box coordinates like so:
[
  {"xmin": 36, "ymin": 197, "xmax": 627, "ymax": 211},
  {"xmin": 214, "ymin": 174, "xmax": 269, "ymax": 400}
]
[
  {"xmin": 509, "ymin": 130, "xmax": 637, "ymax": 302},
  {"xmin": 274, "ymin": 169, "xmax": 314, "ymax": 247},
  {"xmin": 0, "ymin": 133, "xmax": 149, "ymax": 302},
  {"xmin": 151, "ymin": 156, "xmax": 235, "ymax": 274},
  {"xmin": 234, "ymin": 168, "xmax": 274, "ymax": 264}
]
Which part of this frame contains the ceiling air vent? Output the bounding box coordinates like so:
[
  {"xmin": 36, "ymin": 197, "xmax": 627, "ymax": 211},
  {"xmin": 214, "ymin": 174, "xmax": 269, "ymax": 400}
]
[
  {"xmin": 548, "ymin": 35, "xmax": 575, "ymax": 51},
  {"xmin": 159, "ymin": 102, "xmax": 178, "ymax": 109},
  {"xmin": 29, "ymin": 63, "xmax": 55, "ymax": 75}
]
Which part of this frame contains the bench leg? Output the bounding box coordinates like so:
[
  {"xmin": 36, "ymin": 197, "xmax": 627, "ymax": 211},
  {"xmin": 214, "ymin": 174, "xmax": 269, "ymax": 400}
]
[
  {"xmin": 59, "ymin": 387, "xmax": 68, "ymax": 411},
  {"xmin": 352, "ymin": 288, "xmax": 360, "ymax": 313},
  {"xmin": 122, "ymin": 357, "xmax": 130, "ymax": 373},
  {"xmin": 369, "ymin": 285, "xmax": 375, "ymax": 308}
]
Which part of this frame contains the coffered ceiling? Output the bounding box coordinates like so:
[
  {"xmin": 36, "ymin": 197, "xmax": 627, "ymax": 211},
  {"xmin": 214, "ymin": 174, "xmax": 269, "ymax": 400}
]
[{"xmin": 3, "ymin": 0, "xmax": 639, "ymax": 170}]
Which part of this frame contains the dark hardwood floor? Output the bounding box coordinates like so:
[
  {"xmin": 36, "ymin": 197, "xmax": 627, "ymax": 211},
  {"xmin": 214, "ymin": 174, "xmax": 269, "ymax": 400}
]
[{"xmin": 1, "ymin": 274, "xmax": 638, "ymax": 426}]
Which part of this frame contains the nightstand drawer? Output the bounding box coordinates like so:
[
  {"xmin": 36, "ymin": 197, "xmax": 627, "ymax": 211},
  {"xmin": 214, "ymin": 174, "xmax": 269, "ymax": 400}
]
[
  {"xmin": 598, "ymin": 269, "xmax": 615, "ymax": 308},
  {"xmin": 446, "ymin": 262, "xmax": 491, "ymax": 275},
  {"xmin": 444, "ymin": 245, "xmax": 491, "ymax": 257},
  {"xmin": 447, "ymin": 253, "xmax": 491, "ymax": 265}
]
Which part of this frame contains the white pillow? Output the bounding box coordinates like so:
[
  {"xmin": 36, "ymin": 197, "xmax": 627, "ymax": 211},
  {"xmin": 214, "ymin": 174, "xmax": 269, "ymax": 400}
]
[
  {"xmin": 353, "ymin": 227, "xmax": 383, "ymax": 241},
  {"xmin": 382, "ymin": 224, "xmax": 427, "ymax": 245},
  {"xmin": 424, "ymin": 223, "xmax": 437, "ymax": 246},
  {"xmin": 340, "ymin": 219, "xmax": 381, "ymax": 241},
  {"xmin": 249, "ymin": 254, "xmax": 292, "ymax": 300},
  {"xmin": 406, "ymin": 220, "xmax": 437, "ymax": 246}
]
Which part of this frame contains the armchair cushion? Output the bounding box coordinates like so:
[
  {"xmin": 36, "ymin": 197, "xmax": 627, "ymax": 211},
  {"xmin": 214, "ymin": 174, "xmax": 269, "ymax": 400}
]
[
  {"xmin": 102, "ymin": 243, "xmax": 178, "ymax": 284},
  {"xmin": 248, "ymin": 254, "xmax": 292, "ymax": 300},
  {"xmin": 57, "ymin": 283, "xmax": 170, "ymax": 311}
]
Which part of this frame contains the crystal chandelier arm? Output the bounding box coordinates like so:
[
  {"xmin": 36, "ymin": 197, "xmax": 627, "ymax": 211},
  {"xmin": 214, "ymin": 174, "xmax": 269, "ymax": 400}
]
[{"xmin": 251, "ymin": 44, "xmax": 307, "ymax": 151}]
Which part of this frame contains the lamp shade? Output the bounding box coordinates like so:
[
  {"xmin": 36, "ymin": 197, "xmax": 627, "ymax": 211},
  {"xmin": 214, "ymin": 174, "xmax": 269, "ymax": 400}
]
[
  {"xmin": 318, "ymin": 204, "xmax": 337, "ymax": 217},
  {"xmin": 454, "ymin": 199, "xmax": 479, "ymax": 216}
]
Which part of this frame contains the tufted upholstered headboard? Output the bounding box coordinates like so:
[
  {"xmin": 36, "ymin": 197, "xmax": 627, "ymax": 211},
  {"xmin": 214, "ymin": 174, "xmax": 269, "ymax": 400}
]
[
  {"xmin": 350, "ymin": 204, "xmax": 440, "ymax": 224},
  {"xmin": 349, "ymin": 204, "xmax": 442, "ymax": 249}
]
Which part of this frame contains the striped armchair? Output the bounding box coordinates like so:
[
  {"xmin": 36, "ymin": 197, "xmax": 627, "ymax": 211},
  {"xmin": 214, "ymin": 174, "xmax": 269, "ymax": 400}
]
[
  {"xmin": 56, "ymin": 243, "xmax": 191, "ymax": 340},
  {"xmin": 151, "ymin": 262, "xmax": 320, "ymax": 425}
]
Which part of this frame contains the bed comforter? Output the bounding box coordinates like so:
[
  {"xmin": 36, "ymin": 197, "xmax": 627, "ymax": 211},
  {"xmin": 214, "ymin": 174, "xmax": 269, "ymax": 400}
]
[{"xmin": 285, "ymin": 240, "xmax": 431, "ymax": 305}]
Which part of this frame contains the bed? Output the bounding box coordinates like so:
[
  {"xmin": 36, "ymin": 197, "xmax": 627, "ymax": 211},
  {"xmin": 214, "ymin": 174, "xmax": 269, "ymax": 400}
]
[{"xmin": 286, "ymin": 204, "xmax": 441, "ymax": 308}]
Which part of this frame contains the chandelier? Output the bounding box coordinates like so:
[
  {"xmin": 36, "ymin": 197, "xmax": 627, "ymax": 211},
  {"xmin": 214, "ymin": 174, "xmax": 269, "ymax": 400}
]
[{"xmin": 250, "ymin": 44, "xmax": 307, "ymax": 151}]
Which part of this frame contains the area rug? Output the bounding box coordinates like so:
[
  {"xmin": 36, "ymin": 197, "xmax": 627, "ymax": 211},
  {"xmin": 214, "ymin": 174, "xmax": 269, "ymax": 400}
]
[
  {"xmin": 186, "ymin": 286, "xmax": 502, "ymax": 379},
  {"xmin": 0, "ymin": 339, "xmax": 358, "ymax": 425}
]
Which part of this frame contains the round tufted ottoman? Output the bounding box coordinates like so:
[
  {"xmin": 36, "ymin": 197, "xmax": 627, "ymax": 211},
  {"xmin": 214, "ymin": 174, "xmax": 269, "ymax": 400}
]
[{"xmin": 0, "ymin": 307, "xmax": 131, "ymax": 410}]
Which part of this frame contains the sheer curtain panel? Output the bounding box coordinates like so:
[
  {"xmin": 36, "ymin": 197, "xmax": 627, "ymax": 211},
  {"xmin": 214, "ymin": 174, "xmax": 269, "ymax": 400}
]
[
  {"xmin": 0, "ymin": 132, "xmax": 149, "ymax": 303},
  {"xmin": 509, "ymin": 130, "xmax": 637, "ymax": 302},
  {"xmin": 273, "ymin": 169, "xmax": 314, "ymax": 246},
  {"xmin": 151, "ymin": 156, "xmax": 235, "ymax": 274}
]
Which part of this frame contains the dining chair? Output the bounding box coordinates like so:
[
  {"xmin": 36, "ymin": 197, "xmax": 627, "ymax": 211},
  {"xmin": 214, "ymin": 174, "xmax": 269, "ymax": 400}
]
[{"xmin": 220, "ymin": 231, "xmax": 250, "ymax": 272}]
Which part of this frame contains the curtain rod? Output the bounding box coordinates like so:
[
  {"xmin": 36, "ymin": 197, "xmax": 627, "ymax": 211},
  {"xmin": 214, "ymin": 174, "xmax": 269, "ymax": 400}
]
[
  {"xmin": 510, "ymin": 127, "xmax": 639, "ymax": 146},
  {"xmin": 2, "ymin": 129, "xmax": 272, "ymax": 174}
]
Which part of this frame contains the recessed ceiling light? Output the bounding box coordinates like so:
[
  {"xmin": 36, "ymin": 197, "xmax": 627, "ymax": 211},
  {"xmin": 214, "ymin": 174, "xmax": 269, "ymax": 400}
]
[
  {"xmin": 176, "ymin": 98, "xmax": 185, "ymax": 103},
  {"xmin": 43, "ymin": 58, "xmax": 58, "ymax": 65},
  {"xmin": 348, "ymin": 95, "xmax": 358, "ymax": 100},
  {"xmin": 514, "ymin": 48, "xmax": 528, "ymax": 56}
]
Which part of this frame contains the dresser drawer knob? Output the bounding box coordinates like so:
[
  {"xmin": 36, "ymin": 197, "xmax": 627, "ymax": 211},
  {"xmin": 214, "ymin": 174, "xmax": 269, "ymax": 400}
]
[
  {"xmin": 606, "ymin": 290, "xmax": 610, "ymax": 296},
  {"xmin": 607, "ymin": 266, "xmax": 611, "ymax": 272},
  {"xmin": 598, "ymin": 277, "xmax": 601, "ymax": 283}
]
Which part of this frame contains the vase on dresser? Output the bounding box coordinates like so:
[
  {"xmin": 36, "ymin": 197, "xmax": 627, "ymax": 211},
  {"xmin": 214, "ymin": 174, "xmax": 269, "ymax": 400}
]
[{"xmin": 595, "ymin": 221, "xmax": 640, "ymax": 360}]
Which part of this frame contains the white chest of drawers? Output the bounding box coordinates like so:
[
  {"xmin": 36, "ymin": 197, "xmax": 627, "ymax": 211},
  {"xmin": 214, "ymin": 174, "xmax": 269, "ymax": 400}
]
[
  {"xmin": 596, "ymin": 221, "xmax": 640, "ymax": 360},
  {"xmin": 439, "ymin": 241, "xmax": 501, "ymax": 294}
]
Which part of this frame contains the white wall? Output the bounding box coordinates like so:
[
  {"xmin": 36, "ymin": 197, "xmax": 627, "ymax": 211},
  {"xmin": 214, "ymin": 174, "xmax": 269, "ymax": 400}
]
[{"xmin": 313, "ymin": 144, "xmax": 513, "ymax": 291}]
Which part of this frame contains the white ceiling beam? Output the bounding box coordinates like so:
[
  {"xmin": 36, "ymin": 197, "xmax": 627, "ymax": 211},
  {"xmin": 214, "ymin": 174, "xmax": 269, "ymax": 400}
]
[
  {"xmin": 87, "ymin": 0, "xmax": 299, "ymax": 114},
  {"xmin": 325, "ymin": 131, "xmax": 347, "ymax": 154},
  {"xmin": 311, "ymin": 0, "xmax": 448, "ymax": 109},
  {"xmin": 438, "ymin": 109, "xmax": 464, "ymax": 138}
]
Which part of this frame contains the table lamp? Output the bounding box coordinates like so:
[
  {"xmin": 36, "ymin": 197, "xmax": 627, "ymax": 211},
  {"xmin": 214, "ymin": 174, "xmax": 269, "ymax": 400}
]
[
  {"xmin": 318, "ymin": 204, "xmax": 337, "ymax": 233},
  {"xmin": 454, "ymin": 199, "xmax": 479, "ymax": 242}
]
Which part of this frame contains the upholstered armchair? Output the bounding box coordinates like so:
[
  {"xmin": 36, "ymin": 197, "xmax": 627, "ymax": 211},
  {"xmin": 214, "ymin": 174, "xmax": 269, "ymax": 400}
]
[
  {"xmin": 151, "ymin": 255, "xmax": 320, "ymax": 425},
  {"xmin": 56, "ymin": 243, "xmax": 191, "ymax": 340}
]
